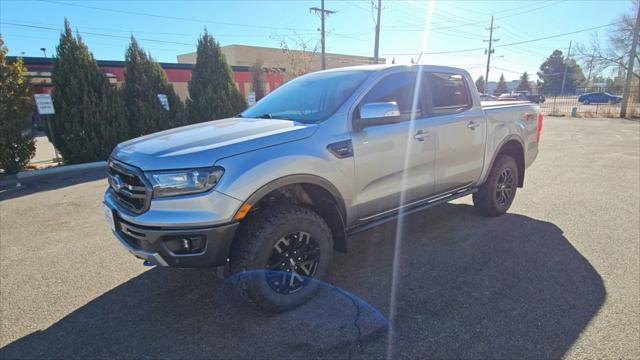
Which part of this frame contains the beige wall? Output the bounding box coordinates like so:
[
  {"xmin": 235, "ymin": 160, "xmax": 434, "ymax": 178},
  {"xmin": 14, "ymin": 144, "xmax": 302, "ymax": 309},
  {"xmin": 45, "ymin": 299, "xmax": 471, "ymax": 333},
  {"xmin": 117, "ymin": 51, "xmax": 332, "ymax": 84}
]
[
  {"xmin": 177, "ymin": 44, "xmax": 384, "ymax": 72},
  {"xmin": 172, "ymin": 82, "xmax": 189, "ymax": 101}
]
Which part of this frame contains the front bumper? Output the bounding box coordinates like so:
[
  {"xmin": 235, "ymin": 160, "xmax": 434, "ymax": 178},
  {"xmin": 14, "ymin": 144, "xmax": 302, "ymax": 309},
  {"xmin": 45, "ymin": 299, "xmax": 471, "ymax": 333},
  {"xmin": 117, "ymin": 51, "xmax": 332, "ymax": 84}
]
[{"xmin": 104, "ymin": 201, "xmax": 239, "ymax": 268}]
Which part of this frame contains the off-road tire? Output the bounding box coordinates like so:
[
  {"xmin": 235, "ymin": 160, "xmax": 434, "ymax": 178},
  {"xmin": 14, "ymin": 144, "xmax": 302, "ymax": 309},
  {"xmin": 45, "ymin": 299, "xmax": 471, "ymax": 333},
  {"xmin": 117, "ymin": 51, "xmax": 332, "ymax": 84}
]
[
  {"xmin": 473, "ymin": 154, "xmax": 519, "ymax": 217},
  {"xmin": 229, "ymin": 204, "xmax": 333, "ymax": 313}
]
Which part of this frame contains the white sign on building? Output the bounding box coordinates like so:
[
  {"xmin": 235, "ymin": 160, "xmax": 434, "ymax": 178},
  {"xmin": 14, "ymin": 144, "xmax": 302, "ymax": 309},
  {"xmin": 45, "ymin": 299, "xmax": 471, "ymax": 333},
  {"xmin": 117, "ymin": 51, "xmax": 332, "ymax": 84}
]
[
  {"xmin": 157, "ymin": 94, "xmax": 170, "ymax": 111},
  {"xmin": 247, "ymin": 92, "xmax": 256, "ymax": 107},
  {"xmin": 34, "ymin": 93, "xmax": 55, "ymax": 115}
]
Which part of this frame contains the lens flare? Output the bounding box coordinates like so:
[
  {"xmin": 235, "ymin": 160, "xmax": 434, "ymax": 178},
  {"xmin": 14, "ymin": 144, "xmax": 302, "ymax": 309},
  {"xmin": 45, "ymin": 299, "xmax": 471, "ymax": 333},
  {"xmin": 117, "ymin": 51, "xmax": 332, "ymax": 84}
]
[{"xmin": 386, "ymin": 1, "xmax": 436, "ymax": 359}]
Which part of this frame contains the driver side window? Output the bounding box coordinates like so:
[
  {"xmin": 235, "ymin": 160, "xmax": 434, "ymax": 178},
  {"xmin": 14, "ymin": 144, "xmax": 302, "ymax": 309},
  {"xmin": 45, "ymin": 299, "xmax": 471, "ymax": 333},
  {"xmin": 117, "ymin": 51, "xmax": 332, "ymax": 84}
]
[{"xmin": 359, "ymin": 72, "xmax": 423, "ymax": 120}]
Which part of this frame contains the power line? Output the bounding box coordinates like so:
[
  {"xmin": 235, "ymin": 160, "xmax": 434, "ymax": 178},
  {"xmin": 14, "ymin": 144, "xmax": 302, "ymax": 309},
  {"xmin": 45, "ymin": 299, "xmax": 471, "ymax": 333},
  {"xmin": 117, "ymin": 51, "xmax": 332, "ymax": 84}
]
[
  {"xmin": 383, "ymin": 21, "xmax": 623, "ymax": 56},
  {"xmin": 40, "ymin": 0, "xmax": 318, "ymax": 33},
  {"xmin": 0, "ymin": 18, "xmax": 281, "ymax": 39},
  {"xmin": 494, "ymin": 22, "xmax": 621, "ymax": 48},
  {"xmin": 1, "ymin": 21, "xmax": 195, "ymax": 46},
  {"xmin": 380, "ymin": 0, "xmax": 565, "ymax": 33}
]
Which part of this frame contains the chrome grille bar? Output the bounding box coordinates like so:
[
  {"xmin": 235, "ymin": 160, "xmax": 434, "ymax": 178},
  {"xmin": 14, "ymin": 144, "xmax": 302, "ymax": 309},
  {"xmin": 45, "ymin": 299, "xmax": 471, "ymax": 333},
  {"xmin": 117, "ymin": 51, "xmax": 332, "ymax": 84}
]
[{"xmin": 107, "ymin": 158, "xmax": 152, "ymax": 213}]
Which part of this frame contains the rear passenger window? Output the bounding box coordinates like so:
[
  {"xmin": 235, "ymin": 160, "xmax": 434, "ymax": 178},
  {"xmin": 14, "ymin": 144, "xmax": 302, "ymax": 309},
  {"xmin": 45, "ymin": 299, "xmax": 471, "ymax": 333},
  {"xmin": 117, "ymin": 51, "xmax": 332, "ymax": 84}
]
[
  {"xmin": 361, "ymin": 72, "xmax": 423, "ymax": 119},
  {"xmin": 427, "ymin": 73, "xmax": 471, "ymax": 115}
]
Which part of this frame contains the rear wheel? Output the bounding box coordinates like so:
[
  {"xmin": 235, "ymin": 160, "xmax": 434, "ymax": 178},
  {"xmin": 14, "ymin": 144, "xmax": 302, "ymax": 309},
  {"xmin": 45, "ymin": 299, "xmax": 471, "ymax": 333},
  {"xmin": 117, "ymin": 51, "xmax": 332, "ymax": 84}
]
[
  {"xmin": 473, "ymin": 155, "xmax": 519, "ymax": 216},
  {"xmin": 229, "ymin": 204, "xmax": 333, "ymax": 313}
]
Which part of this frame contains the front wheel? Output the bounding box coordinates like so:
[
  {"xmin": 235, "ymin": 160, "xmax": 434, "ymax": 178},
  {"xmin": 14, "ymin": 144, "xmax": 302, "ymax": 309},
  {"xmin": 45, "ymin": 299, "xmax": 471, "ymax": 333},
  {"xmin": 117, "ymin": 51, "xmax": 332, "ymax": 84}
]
[
  {"xmin": 229, "ymin": 204, "xmax": 333, "ymax": 313},
  {"xmin": 473, "ymin": 155, "xmax": 519, "ymax": 216},
  {"xmin": 582, "ymin": 99, "xmax": 590, "ymax": 105}
]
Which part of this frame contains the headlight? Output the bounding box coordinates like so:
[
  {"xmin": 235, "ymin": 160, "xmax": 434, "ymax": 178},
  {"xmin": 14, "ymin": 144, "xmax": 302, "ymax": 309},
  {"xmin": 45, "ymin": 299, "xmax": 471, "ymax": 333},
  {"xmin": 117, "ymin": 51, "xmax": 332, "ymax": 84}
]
[{"xmin": 144, "ymin": 166, "xmax": 224, "ymax": 198}]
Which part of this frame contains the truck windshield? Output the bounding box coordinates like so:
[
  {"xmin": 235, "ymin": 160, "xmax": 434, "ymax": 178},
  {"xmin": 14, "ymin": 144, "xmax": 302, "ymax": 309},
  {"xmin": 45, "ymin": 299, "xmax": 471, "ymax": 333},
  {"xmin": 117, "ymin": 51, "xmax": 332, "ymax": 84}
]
[{"xmin": 241, "ymin": 70, "xmax": 371, "ymax": 123}]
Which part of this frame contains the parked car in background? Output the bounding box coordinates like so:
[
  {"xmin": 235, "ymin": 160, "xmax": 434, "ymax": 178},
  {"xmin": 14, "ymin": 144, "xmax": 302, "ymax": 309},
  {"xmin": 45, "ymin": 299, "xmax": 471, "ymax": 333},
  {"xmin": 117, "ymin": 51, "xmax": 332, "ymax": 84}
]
[
  {"xmin": 578, "ymin": 92, "xmax": 622, "ymax": 104},
  {"xmin": 479, "ymin": 93, "xmax": 497, "ymax": 101},
  {"xmin": 497, "ymin": 93, "xmax": 528, "ymax": 101},
  {"xmin": 514, "ymin": 91, "xmax": 546, "ymax": 103}
]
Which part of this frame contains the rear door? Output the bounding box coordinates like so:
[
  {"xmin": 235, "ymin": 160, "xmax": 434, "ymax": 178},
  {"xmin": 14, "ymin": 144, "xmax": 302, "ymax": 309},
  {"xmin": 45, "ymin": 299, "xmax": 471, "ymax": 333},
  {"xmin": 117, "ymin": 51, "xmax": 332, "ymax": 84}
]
[
  {"xmin": 351, "ymin": 71, "xmax": 436, "ymax": 221},
  {"xmin": 425, "ymin": 72, "xmax": 487, "ymax": 193}
]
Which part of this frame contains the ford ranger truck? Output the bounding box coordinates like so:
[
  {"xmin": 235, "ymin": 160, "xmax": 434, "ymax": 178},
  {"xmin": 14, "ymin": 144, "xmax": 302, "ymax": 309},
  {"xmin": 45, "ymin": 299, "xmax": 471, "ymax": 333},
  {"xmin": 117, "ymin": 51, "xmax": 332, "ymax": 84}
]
[{"xmin": 103, "ymin": 65, "xmax": 542, "ymax": 312}]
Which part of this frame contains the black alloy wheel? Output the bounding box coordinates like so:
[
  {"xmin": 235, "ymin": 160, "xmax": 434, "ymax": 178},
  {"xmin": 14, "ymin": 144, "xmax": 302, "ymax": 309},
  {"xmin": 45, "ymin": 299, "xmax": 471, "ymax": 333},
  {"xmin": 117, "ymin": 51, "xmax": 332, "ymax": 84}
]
[
  {"xmin": 495, "ymin": 168, "xmax": 515, "ymax": 206},
  {"xmin": 473, "ymin": 154, "xmax": 519, "ymax": 216},
  {"xmin": 265, "ymin": 231, "xmax": 320, "ymax": 294}
]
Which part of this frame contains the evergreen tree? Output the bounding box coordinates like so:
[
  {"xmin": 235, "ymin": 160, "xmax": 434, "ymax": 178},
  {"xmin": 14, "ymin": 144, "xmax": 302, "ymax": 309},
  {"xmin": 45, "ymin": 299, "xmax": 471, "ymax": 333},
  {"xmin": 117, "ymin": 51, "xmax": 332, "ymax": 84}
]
[
  {"xmin": 494, "ymin": 73, "xmax": 508, "ymax": 95},
  {"xmin": 537, "ymin": 49, "xmax": 586, "ymax": 95},
  {"xmin": 475, "ymin": 75, "xmax": 485, "ymax": 93},
  {"xmin": 50, "ymin": 19, "xmax": 128, "ymax": 163},
  {"xmin": 186, "ymin": 29, "xmax": 246, "ymax": 123},
  {"xmin": 0, "ymin": 36, "xmax": 35, "ymax": 173},
  {"xmin": 123, "ymin": 36, "xmax": 184, "ymax": 137},
  {"xmin": 250, "ymin": 59, "xmax": 266, "ymax": 101},
  {"xmin": 516, "ymin": 71, "xmax": 532, "ymax": 92}
]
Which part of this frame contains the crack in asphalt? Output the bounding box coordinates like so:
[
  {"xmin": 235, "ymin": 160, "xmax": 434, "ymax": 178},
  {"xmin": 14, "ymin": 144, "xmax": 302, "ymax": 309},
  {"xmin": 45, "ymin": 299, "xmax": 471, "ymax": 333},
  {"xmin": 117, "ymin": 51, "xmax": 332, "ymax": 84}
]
[{"xmin": 346, "ymin": 290, "xmax": 364, "ymax": 359}]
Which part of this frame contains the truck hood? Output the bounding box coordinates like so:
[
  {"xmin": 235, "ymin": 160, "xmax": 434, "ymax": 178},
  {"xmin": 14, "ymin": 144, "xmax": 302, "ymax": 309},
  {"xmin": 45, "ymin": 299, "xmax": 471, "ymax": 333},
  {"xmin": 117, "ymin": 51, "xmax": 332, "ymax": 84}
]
[{"xmin": 111, "ymin": 117, "xmax": 317, "ymax": 171}]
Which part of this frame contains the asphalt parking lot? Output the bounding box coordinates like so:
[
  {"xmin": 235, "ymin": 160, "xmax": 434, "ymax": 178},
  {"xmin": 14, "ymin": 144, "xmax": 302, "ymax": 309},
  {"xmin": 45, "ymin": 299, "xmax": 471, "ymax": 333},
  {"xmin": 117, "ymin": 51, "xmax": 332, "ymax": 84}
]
[{"xmin": 1, "ymin": 116, "xmax": 638, "ymax": 359}]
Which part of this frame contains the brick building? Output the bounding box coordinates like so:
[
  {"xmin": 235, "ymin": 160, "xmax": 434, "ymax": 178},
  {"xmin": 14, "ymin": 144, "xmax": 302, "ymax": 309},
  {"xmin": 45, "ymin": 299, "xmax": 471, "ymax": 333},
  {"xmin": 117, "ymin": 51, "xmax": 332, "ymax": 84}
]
[{"xmin": 12, "ymin": 56, "xmax": 285, "ymax": 100}]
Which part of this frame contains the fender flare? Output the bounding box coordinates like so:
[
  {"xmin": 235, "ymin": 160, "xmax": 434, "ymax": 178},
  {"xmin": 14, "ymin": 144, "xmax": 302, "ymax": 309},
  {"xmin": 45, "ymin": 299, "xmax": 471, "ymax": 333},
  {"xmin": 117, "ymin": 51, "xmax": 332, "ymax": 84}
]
[
  {"xmin": 244, "ymin": 174, "xmax": 347, "ymax": 223},
  {"xmin": 481, "ymin": 135, "xmax": 526, "ymax": 187}
]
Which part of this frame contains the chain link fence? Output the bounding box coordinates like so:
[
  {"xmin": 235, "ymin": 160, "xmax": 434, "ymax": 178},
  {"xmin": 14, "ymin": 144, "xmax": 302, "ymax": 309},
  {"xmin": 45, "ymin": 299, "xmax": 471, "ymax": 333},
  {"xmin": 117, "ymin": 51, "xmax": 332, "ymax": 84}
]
[{"xmin": 539, "ymin": 86, "xmax": 640, "ymax": 118}]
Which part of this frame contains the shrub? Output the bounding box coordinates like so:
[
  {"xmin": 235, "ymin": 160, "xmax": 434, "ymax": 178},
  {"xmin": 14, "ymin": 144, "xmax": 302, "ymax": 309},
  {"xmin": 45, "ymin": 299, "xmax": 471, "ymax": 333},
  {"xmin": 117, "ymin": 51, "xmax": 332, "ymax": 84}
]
[
  {"xmin": 123, "ymin": 36, "xmax": 185, "ymax": 137},
  {"xmin": 50, "ymin": 19, "xmax": 128, "ymax": 163},
  {"xmin": 186, "ymin": 29, "xmax": 246, "ymax": 124},
  {"xmin": 0, "ymin": 36, "xmax": 35, "ymax": 174}
]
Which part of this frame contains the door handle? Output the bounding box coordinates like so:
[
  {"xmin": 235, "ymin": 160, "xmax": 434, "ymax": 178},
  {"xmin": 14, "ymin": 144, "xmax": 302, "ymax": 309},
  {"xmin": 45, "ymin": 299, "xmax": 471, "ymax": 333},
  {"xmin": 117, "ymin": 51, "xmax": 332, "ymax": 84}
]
[
  {"xmin": 467, "ymin": 121, "xmax": 480, "ymax": 130},
  {"xmin": 413, "ymin": 129, "xmax": 430, "ymax": 141}
]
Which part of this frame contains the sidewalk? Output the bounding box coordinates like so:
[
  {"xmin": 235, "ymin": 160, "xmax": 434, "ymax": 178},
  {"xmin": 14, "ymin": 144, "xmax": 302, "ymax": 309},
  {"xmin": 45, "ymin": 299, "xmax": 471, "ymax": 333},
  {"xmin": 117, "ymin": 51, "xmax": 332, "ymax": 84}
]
[{"xmin": 29, "ymin": 131, "xmax": 61, "ymax": 169}]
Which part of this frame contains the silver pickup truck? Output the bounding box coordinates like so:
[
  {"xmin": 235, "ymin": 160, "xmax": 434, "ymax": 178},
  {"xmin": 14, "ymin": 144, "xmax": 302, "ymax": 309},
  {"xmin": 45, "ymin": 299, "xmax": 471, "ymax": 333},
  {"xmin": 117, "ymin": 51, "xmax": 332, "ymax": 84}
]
[{"xmin": 103, "ymin": 64, "xmax": 542, "ymax": 312}]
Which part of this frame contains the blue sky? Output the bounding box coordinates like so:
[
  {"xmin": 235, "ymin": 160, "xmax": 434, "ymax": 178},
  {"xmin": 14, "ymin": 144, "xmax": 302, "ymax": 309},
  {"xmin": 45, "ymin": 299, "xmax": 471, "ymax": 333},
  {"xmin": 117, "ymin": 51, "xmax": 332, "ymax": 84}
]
[{"xmin": 0, "ymin": 0, "xmax": 634, "ymax": 82}]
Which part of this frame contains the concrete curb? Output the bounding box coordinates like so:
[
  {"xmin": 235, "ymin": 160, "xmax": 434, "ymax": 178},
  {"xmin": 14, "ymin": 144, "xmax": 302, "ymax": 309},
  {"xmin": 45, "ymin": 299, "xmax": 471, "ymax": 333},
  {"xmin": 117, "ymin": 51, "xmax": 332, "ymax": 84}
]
[{"xmin": 17, "ymin": 161, "xmax": 107, "ymax": 179}]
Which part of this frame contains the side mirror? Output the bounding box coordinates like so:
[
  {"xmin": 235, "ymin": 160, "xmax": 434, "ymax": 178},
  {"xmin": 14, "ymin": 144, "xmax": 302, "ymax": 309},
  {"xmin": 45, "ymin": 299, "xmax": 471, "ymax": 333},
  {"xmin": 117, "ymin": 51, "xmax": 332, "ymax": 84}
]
[{"xmin": 354, "ymin": 102, "xmax": 401, "ymax": 130}]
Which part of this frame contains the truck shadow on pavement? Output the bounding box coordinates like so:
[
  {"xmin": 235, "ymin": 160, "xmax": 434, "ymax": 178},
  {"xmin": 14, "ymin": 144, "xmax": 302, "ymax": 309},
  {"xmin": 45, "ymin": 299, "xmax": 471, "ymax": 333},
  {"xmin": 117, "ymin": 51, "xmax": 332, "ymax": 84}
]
[
  {"xmin": 0, "ymin": 167, "xmax": 106, "ymax": 201},
  {"xmin": 1, "ymin": 203, "xmax": 605, "ymax": 359}
]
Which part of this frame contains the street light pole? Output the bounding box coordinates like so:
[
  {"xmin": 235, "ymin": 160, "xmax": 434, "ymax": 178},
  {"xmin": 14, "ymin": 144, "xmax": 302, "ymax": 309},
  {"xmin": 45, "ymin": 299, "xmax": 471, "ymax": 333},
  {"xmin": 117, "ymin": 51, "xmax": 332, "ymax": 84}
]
[
  {"xmin": 560, "ymin": 40, "xmax": 572, "ymax": 96},
  {"xmin": 620, "ymin": 2, "xmax": 640, "ymax": 118},
  {"xmin": 40, "ymin": 48, "xmax": 47, "ymax": 57},
  {"xmin": 310, "ymin": 0, "xmax": 336, "ymax": 70},
  {"xmin": 484, "ymin": 16, "xmax": 499, "ymax": 92},
  {"xmin": 374, "ymin": 0, "xmax": 381, "ymax": 64}
]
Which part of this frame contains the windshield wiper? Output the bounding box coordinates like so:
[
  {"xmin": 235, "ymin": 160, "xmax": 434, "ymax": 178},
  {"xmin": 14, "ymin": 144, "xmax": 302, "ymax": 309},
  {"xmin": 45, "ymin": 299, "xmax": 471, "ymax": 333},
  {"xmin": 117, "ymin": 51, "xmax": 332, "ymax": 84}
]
[{"xmin": 247, "ymin": 113, "xmax": 297, "ymax": 121}]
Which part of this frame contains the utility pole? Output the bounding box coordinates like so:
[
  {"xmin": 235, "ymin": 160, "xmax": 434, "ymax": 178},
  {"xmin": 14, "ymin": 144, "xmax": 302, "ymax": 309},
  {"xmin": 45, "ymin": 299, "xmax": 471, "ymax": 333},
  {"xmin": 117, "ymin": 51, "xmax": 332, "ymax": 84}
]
[
  {"xmin": 586, "ymin": 49, "xmax": 596, "ymax": 88},
  {"xmin": 484, "ymin": 16, "xmax": 499, "ymax": 92},
  {"xmin": 310, "ymin": 0, "xmax": 336, "ymax": 70},
  {"xmin": 373, "ymin": 0, "xmax": 382, "ymax": 64},
  {"xmin": 620, "ymin": 2, "xmax": 640, "ymax": 118},
  {"xmin": 560, "ymin": 40, "xmax": 572, "ymax": 96}
]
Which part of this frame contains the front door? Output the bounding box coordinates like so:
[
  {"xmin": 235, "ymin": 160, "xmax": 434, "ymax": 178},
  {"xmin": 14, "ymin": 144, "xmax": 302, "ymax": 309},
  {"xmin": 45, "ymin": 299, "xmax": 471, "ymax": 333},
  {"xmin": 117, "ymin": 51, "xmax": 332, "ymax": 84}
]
[{"xmin": 351, "ymin": 71, "xmax": 436, "ymax": 221}]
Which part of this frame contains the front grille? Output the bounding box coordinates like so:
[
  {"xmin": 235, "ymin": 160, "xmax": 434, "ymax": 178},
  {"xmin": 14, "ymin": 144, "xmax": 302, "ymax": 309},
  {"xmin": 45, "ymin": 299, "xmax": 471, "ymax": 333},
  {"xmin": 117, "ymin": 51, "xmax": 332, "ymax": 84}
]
[{"xmin": 108, "ymin": 159, "xmax": 152, "ymax": 213}]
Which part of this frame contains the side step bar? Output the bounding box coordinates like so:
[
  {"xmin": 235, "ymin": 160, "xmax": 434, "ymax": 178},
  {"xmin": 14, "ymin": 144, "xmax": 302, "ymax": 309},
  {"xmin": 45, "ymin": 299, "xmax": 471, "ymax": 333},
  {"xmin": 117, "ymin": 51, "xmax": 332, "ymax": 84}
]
[{"xmin": 346, "ymin": 188, "xmax": 477, "ymax": 235}]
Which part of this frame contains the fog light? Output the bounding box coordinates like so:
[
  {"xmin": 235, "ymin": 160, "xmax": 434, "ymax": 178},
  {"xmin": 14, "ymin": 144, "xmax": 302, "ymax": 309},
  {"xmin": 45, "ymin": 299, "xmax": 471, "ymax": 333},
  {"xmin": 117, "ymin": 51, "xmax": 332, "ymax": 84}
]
[{"xmin": 164, "ymin": 235, "xmax": 205, "ymax": 254}]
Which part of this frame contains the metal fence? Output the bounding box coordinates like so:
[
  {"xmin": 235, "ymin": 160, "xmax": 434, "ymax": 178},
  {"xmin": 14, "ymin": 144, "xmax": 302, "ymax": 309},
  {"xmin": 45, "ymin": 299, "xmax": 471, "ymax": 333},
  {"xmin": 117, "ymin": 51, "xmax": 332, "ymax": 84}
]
[{"xmin": 539, "ymin": 86, "xmax": 640, "ymax": 118}]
